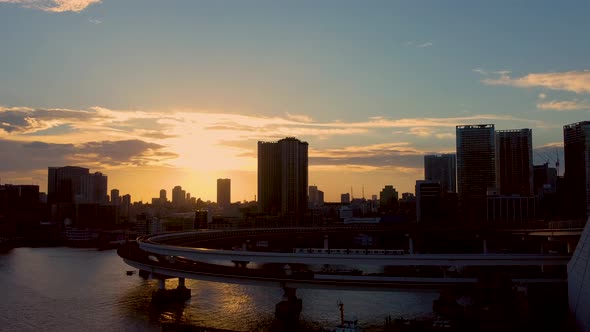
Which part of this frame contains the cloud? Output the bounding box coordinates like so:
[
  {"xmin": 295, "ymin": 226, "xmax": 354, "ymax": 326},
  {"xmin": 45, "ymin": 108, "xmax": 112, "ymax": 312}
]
[
  {"xmin": 536, "ymin": 99, "xmax": 590, "ymax": 111},
  {"xmin": 538, "ymin": 93, "xmax": 547, "ymax": 100},
  {"xmin": 285, "ymin": 113, "xmax": 313, "ymax": 123},
  {"xmin": 481, "ymin": 70, "xmax": 590, "ymax": 94},
  {"xmin": 408, "ymin": 127, "xmax": 434, "ymax": 137},
  {"xmin": 0, "ymin": 0, "xmax": 101, "ymax": 12},
  {"xmin": 0, "ymin": 139, "xmax": 176, "ymax": 172},
  {"xmin": 472, "ymin": 68, "xmax": 488, "ymax": 75},
  {"xmin": 406, "ymin": 41, "xmax": 433, "ymax": 48},
  {"xmin": 88, "ymin": 18, "xmax": 101, "ymax": 24},
  {"xmin": 308, "ymin": 142, "xmax": 425, "ymax": 171}
]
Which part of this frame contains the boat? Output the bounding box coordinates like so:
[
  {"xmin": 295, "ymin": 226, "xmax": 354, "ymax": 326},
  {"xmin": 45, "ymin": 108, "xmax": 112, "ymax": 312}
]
[{"xmin": 323, "ymin": 302, "xmax": 361, "ymax": 332}]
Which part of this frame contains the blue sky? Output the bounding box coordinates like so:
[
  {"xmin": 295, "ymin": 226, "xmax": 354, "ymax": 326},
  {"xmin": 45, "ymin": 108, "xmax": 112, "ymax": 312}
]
[{"xmin": 1, "ymin": 0, "xmax": 589, "ymax": 202}]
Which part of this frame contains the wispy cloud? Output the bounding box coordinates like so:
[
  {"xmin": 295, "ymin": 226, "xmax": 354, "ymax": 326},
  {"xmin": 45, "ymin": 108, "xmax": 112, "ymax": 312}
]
[
  {"xmin": 537, "ymin": 99, "xmax": 590, "ymax": 111},
  {"xmin": 88, "ymin": 18, "xmax": 101, "ymax": 24},
  {"xmin": 406, "ymin": 41, "xmax": 434, "ymax": 48},
  {"xmin": 0, "ymin": 0, "xmax": 100, "ymax": 12},
  {"xmin": 481, "ymin": 70, "xmax": 590, "ymax": 94},
  {"xmin": 309, "ymin": 142, "xmax": 425, "ymax": 171},
  {"xmin": 0, "ymin": 104, "xmax": 551, "ymax": 176}
]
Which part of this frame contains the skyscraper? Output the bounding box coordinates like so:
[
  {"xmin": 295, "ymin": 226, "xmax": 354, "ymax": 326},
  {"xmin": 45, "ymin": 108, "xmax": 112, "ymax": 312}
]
[
  {"xmin": 217, "ymin": 178, "xmax": 231, "ymax": 208},
  {"xmin": 456, "ymin": 124, "xmax": 496, "ymax": 221},
  {"xmin": 495, "ymin": 129, "xmax": 533, "ymax": 196},
  {"xmin": 172, "ymin": 186, "xmax": 186, "ymax": 206},
  {"xmin": 257, "ymin": 137, "xmax": 308, "ymax": 216},
  {"xmin": 81, "ymin": 172, "xmax": 108, "ymax": 204},
  {"xmin": 47, "ymin": 166, "xmax": 90, "ymax": 204},
  {"xmin": 424, "ymin": 154, "xmax": 456, "ymax": 193},
  {"xmin": 563, "ymin": 121, "xmax": 590, "ymax": 218},
  {"xmin": 159, "ymin": 189, "xmax": 167, "ymax": 203},
  {"xmin": 111, "ymin": 189, "xmax": 120, "ymax": 205},
  {"xmin": 415, "ymin": 180, "xmax": 441, "ymax": 223}
]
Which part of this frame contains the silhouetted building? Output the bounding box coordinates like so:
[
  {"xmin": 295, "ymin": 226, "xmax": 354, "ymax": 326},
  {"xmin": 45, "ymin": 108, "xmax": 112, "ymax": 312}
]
[
  {"xmin": 121, "ymin": 194, "xmax": 131, "ymax": 221},
  {"xmin": 496, "ymin": 129, "xmax": 533, "ymax": 196},
  {"xmin": 217, "ymin": 178, "xmax": 231, "ymax": 208},
  {"xmin": 416, "ymin": 180, "xmax": 441, "ymax": 223},
  {"xmin": 257, "ymin": 137, "xmax": 308, "ymax": 218},
  {"xmin": 81, "ymin": 172, "xmax": 108, "ymax": 204},
  {"xmin": 159, "ymin": 189, "xmax": 167, "ymax": 203},
  {"xmin": 424, "ymin": 154, "xmax": 456, "ymax": 193},
  {"xmin": 486, "ymin": 193, "xmax": 537, "ymax": 223},
  {"xmin": 564, "ymin": 121, "xmax": 590, "ymax": 218},
  {"xmin": 195, "ymin": 210, "xmax": 208, "ymax": 229},
  {"xmin": 341, "ymin": 193, "xmax": 351, "ymax": 204},
  {"xmin": 533, "ymin": 163, "xmax": 557, "ymax": 196},
  {"xmin": 48, "ymin": 166, "xmax": 90, "ymax": 204},
  {"xmin": 0, "ymin": 184, "xmax": 41, "ymax": 236},
  {"xmin": 111, "ymin": 189, "xmax": 120, "ymax": 205},
  {"xmin": 456, "ymin": 124, "xmax": 496, "ymax": 221},
  {"xmin": 172, "ymin": 186, "xmax": 186, "ymax": 206},
  {"xmin": 379, "ymin": 185, "xmax": 399, "ymax": 213},
  {"xmin": 308, "ymin": 185, "xmax": 324, "ymax": 208}
]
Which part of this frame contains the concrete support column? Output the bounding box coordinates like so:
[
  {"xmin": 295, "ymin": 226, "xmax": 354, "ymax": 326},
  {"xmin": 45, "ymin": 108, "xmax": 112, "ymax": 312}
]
[
  {"xmin": 178, "ymin": 277, "xmax": 185, "ymax": 288},
  {"xmin": 483, "ymin": 239, "xmax": 488, "ymax": 255},
  {"xmin": 409, "ymin": 237, "xmax": 414, "ymax": 255},
  {"xmin": 324, "ymin": 235, "xmax": 329, "ymax": 250},
  {"xmin": 158, "ymin": 279, "xmax": 166, "ymax": 290},
  {"xmin": 275, "ymin": 286, "xmax": 302, "ymax": 322}
]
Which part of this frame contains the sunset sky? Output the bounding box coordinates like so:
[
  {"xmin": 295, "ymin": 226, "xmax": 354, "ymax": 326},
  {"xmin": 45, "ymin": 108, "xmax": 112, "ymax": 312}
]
[{"xmin": 1, "ymin": 0, "xmax": 589, "ymax": 202}]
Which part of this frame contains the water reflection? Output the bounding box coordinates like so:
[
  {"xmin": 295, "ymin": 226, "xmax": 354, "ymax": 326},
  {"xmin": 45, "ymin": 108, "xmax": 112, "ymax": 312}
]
[{"xmin": 0, "ymin": 248, "xmax": 437, "ymax": 332}]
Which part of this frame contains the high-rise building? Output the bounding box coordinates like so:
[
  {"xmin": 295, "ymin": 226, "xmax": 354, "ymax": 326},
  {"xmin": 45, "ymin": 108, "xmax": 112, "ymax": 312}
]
[
  {"xmin": 111, "ymin": 189, "xmax": 120, "ymax": 205},
  {"xmin": 341, "ymin": 193, "xmax": 351, "ymax": 204},
  {"xmin": 47, "ymin": 166, "xmax": 90, "ymax": 204},
  {"xmin": 217, "ymin": 178, "xmax": 231, "ymax": 208},
  {"xmin": 563, "ymin": 121, "xmax": 590, "ymax": 218},
  {"xmin": 121, "ymin": 194, "xmax": 131, "ymax": 220},
  {"xmin": 159, "ymin": 189, "xmax": 167, "ymax": 203},
  {"xmin": 257, "ymin": 137, "xmax": 308, "ymax": 216},
  {"xmin": 415, "ymin": 180, "xmax": 441, "ymax": 223},
  {"xmin": 309, "ymin": 185, "xmax": 325, "ymax": 208},
  {"xmin": 495, "ymin": 129, "xmax": 533, "ymax": 196},
  {"xmin": 81, "ymin": 172, "xmax": 108, "ymax": 204},
  {"xmin": 172, "ymin": 186, "xmax": 186, "ymax": 206},
  {"xmin": 456, "ymin": 124, "xmax": 496, "ymax": 220},
  {"xmin": 424, "ymin": 154, "xmax": 456, "ymax": 193},
  {"xmin": 379, "ymin": 185, "xmax": 398, "ymax": 206}
]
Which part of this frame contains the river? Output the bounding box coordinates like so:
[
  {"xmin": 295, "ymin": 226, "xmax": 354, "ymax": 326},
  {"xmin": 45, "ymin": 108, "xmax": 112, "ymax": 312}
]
[{"xmin": 0, "ymin": 247, "xmax": 438, "ymax": 331}]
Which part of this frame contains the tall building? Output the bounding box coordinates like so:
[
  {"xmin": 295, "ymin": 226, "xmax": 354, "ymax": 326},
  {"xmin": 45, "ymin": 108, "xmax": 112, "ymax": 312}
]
[
  {"xmin": 81, "ymin": 172, "xmax": 108, "ymax": 204},
  {"xmin": 308, "ymin": 185, "xmax": 324, "ymax": 208},
  {"xmin": 111, "ymin": 189, "xmax": 120, "ymax": 205},
  {"xmin": 415, "ymin": 180, "xmax": 441, "ymax": 223},
  {"xmin": 456, "ymin": 124, "xmax": 496, "ymax": 221},
  {"xmin": 424, "ymin": 154, "xmax": 456, "ymax": 193},
  {"xmin": 172, "ymin": 186, "xmax": 186, "ymax": 206},
  {"xmin": 563, "ymin": 121, "xmax": 590, "ymax": 218},
  {"xmin": 257, "ymin": 137, "xmax": 308, "ymax": 216},
  {"xmin": 495, "ymin": 129, "xmax": 533, "ymax": 196},
  {"xmin": 379, "ymin": 185, "xmax": 398, "ymax": 206},
  {"xmin": 47, "ymin": 166, "xmax": 90, "ymax": 204},
  {"xmin": 159, "ymin": 189, "xmax": 167, "ymax": 203},
  {"xmin": 217, "ymin": 178, "xmax": 231, "ymax": 208},
  {"xmin": 341, "ymin": 193, "xmax": 351, "ymax": 204}
]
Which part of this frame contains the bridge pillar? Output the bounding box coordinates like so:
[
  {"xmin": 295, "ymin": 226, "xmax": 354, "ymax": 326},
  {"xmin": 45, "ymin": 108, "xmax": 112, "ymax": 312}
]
[
  {"xmin": 483, "ymin": 239, "xmax": 488, "ymax": 255},
  {"xmin": 152, "ymin": 277, "xmax": 191, "ymax": 303},
  {"xmin": 275, "ymin": 285, "xmax": 302, "ymax": 322},
  {"xmin": 409, "ymin": 237, "xmax": 414, "ymax": 255},
  {"xmin": 324, "ymin": 235, "xmax": 329, "ymax": 250}
]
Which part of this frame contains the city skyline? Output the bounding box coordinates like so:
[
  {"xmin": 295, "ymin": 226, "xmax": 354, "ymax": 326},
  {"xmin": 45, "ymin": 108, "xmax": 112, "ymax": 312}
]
[{"xmin": 1, "ymin": 1, "xmax": 590, "ymax": 201}]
